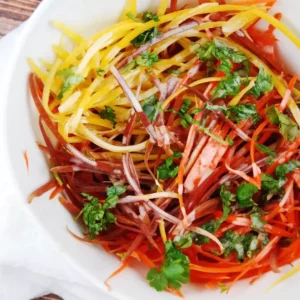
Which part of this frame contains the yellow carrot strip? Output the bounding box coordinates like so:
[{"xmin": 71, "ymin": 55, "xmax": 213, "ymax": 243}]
[
  {"xmin": 42, "ymin": 59, "xmax": 62, "ymax": 119},
  {"xmin": 267, "ymin": 264, "xmax": 300, "ymax": 292},
  {"xmin": 157, "ymin": 0, "xmax": 168, "ymax": 16},
  {"xmin": 52, "ymin": 45, "xmax": 69, "ymax": 60},
  {"xmin": 159, "ymin": 220, "xmax": 167, "ymax": 243},
  {"xmin": 52, "ymin": 21, "xmax": 84, "ymax": 44},
  {"xmin": 167, "ymin": 3, "xmax": 259, "ymax": 29},
  {"xmin": 78, "ymin": 124, "xmax": 148, "ymax": 153},
  {"xmin": 27, "ymin": 58, "xmax": 48, "ymax": 84},
  {"xmin": 228, "ymin": 79, "xmax": 256, "ymax": 106}
]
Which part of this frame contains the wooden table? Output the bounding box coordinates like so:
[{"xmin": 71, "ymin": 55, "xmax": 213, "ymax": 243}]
[{"xmin": 0, "ymin": 0, "xmax": 41, "ymax": 37}]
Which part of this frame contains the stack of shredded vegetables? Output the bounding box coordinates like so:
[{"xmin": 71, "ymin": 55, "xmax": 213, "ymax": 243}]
[{"xmin": 28, "ymin": 0, "xmax": 300, "ymax": 295}]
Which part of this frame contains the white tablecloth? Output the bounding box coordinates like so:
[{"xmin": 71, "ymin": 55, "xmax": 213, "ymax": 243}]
[{"xmin": 0, "ymin": 26, "xmax": 114, "ymax": 300}]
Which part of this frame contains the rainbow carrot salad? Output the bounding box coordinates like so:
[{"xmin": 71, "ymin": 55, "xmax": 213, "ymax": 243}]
[{"xmin": 28, "ymin": 0, "xmax": 300, "ymax": 295}]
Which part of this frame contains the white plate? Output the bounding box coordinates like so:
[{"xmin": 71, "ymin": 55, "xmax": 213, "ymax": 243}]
[{"xmin": 1, "ymin": 1, "xmax": 300, "ymax": 299}]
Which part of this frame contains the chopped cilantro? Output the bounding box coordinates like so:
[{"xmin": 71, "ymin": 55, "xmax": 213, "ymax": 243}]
[
  {"xmin": 96, "ymin": 68, "xmax": 105, "ymax": 76},
  {"xmin": 275, "ymin": 159, "xmax": 300, "ymax": 178},
  {"xmin": 157, "ymin": 152, "xmax": 182, "ymax": 180},
  {"xmin": 136, "ymin": 52, "xmax": 159, "ymax": 67},
  {"xmin": 221, "ymin": 231, "xmax": 260, "ymax": 261},
  {"xmin": 174, "ymin": 233, "xmax": 193, "ymax": 249},
  {"xmin": 168, "ymin": 69, "xmax": 184, "ymax": 75},
  {"xmin": 99, "ymin": 106, "xmax": 117, "ymax": 128},
  {"xmin": 141, "ymin": 95, "xmax": 160, "ymax": 122},
  {"xmin": 212, "ymin": 72, "xmax": 241, "ymax": 99},
  {"xmin": 147, "ymin": 241, "xmax": 190, "ymax": 291},
  {"xmin": 220, "ymin": 185, "xmax": 236, "ymax": 221},
  {"xmin": 142, "ymin": 11, "xmax": 160, "ymax": 22},
  {"xmin": 57, "ymin": 67, "xmax": 83, "ymax": 99},
  {"xmin": 226, "ymin": 136, "xmax": 234, "ymax": 147},
  {"xmin": 236, "ymin": 183, "xmax": 258, "ymax": 208},
  {"xmin": 192, "ymin": 220, "xmax": 221, "ymax": 245},
  {"xmin": 249, "ymin": 68, "xmax": 274, "ymax": 98},
  {"xmin": 195, "ymin": 40, "xmax": 247, "ymax": 76},
  {"xmin": 126, "ymin": 12, "xmax": 141, "ymax": 23},
  {"xmin": 267, "ymin": 106, "xmax": 300, "ymax": 142},
  {"xmin": 205, "ymin": 103, "xmax": 260, "ymax": 124},
  {"xmin": 250, "ymin": 213, "xmax": 266, "ymax": 232},
  {"xmin": 256, "ymin": 143, "xmax": 276, "ymax": 158},
  {"xmin": 218, "ymin": 282, "xmax": 229, "ymax": 294},
  {"xmin": 261, "ymin": 173, "xmax": 284, "ymax": 195},
  {"xmin": 229, "ymin": 104, "xmax": 260, "ymax": 124},
  {"xmin": 131, "ymin": 27, "xmax": 161, "ymax": 48},
  {"xmin": 79, "ymin": 186, "xmax": 126, "ymax": 239}
]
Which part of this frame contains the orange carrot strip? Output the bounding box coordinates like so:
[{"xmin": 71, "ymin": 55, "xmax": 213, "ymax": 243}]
[
  {"xmin": 23, "ymin": 151, "xmax": 29, "ymax": 173},
  {"xmin": 28, "ymin": 179, "xmax": 57, "ymax": 203},
  {"xmin": 49, "ymin": 186, "xmax": 63, "ymax": 200}
]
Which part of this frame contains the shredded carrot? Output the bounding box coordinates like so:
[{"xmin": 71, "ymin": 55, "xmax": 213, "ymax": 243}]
[{"xmin": 23, "ymin": 150, "xmax": 29, "ymax": 173}]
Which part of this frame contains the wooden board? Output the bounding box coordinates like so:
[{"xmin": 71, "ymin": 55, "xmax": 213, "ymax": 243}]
[{"xmin": 0, "ymin": 0, "xmax": 41, "ymax": 37}]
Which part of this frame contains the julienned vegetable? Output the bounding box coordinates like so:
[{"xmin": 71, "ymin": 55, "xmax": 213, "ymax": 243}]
[{"xmin": 28, "ymin": 0, "xmax": 300, "ymax": 296}]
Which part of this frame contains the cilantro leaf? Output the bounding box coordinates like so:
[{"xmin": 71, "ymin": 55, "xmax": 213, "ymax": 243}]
[
  {"xmin": 205, "ymin": 103, "xmax": 260, "ymax": 124},
  {"xmin": 192, "ymin": 220, "xmax": 221, "ymax": 245},
  {"xmin": 212, "ymin": 72, "xmax": 241, "ymax": 99},
  {"xmin": 147, "ymin": 241, "xmax": 190, "ymax": 291},
  {"xmin": 261, "ymin": 173, "xmax": 284, "ymax": 194},
  {"xmin": 174, "ymin": 233, "xmax": 193, "ymax": 249},
  {"xmin": 136, "ymin": 52, "xmax": 159, "ymax": 67},
  {"xmin": 79, "ymin": 187, "xmax": 126, "ymax": 239},
  {"xmin": 195, "ymin": 40, "xmax": 248, "ymax": 77},
  {"xmin": 275, "ymin": 159, "xmax": 300, "ymax": 178},
  {"xmin": 221, "ymin": 231, "xmax": 260, "ymax": 261},
  {"xmin": 141, "ymin": 95, "xmax": 160, "ymax": 122},
  {"xmin": 168, "ymin": 69, "xmax": 184, "ymax": 75},
  {"xmin": 218, "ymin": 282, "xmax": 229, "ymax": 294},
  {"xmin": 99, "ymin": 106, "xmax": 117, "ymax": 128},
  {"xmin": 267, "ymin": 106, "xmax": 300, "ymax": 142},
  {"xmin": 249, "ymin": 68, "xmax": 274, "ymax": 98},
  {"xmin": 131, "ymin": 27, "xmax": 161, "ymax": 48},
  {"xmin": 226, "ymin": 136, "xmax": 234, "ymax": 147},
  {"xmin": 229, "ymin": 104, "xmax": 260, "ymax": 124},
  {"xmin": 96, "ymin": 68, "xmax": 105, "ymax": 76},
  {"xmin": 126, "ymin": 12, "xmax": 141, "ymax": 23},
  {"xmin": 216, "ymin": 58, "xmax": 232, "ymax": 75},
  {"xmin": 57, "ymin": 67, "xmax": 83, "ymax": 99},
  {"xmin": 250, "ymin": 213, "xmax": 266, "ymax": 232},
  {"xmin": 236, "ymin": 183, "xmax": 258, "ymax": 208},
  {"xmin": 195, "ymin": 42, "xmax": 216, "ymax": 61},
  {"xmin": 231, "ymin": 52, "xmax": 248, "ymax": 63},
  {"xmin": 142, "ymin": 11, "xmax": 160, "ymax": 22},
  {"xmin": 220, "ymin": 185, "xmax": 236, "ymax": 221},
  {"xmin": 256, "ymin": 143, "xmax": 276, "ymax": 158},
  {"xmin": 147, "ymin": 268, "xmax": 168, "ymax": 291},
  {"xmin": 157, "ymin": 152, "xmax": 182, "ymax": 180}
]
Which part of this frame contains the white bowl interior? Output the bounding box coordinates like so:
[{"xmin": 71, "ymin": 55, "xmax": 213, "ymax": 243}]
[{"xmin": 3, "ymin": 0, "xmax": 300, "ymax": 299}]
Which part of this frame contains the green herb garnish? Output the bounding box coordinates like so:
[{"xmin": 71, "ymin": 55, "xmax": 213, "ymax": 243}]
[
  {"xmin": 142, "ymin": 11, "xmax": 160, "ymax": 22},
  {"xmin": 157, "ymin": 152, "xmax": 182, "ymax": 180},
  {"xmin": 57, "ymin": 67, "xmax": 83, "ymax": 99},
  {"xmin": 79, "ymin": 186, "xmax": 126, "ymax": 239},
  {"xmin": 147, "ymin": 241, "xmax": 190, "ymax": 291},
  {"xmin": 136, "ymin": 52, "xmax": 159, "ymax": 67},
  {"xmin": 236, "ymin": 183, "xmax": 258, "ymax": 208},
  {"xmin": 249, "ymin": 68, "xmax": 274, "ymax": 98},
  {"xmin": 141, "ymin": 95, "xmax": 160, "ymax": 122},
  {"xmin": 267, "ymin": 106, "xmax": 300, "ymax": 142},
  {"xmin": 99, "ymin": 106, "xmax": 117, "ymax": 128},
  {"xmin": 131, "ymin": 27, "xmax": 161, "ymax": 48}
]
